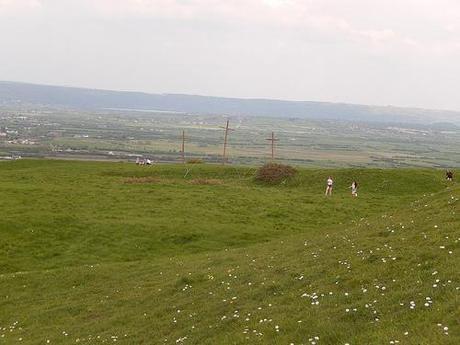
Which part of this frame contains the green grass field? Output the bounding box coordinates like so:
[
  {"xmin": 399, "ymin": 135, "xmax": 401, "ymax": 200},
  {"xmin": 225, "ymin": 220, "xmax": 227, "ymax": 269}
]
[{"xmin": 0, "ymin": 160, "xmax": 458, "ymax": 344}]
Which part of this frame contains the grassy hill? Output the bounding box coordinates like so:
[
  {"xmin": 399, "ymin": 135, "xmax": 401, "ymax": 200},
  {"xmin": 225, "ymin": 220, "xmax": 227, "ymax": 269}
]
[{"xmin": 0, "ymin": 160, "xmax": 458, "ymax": 344}]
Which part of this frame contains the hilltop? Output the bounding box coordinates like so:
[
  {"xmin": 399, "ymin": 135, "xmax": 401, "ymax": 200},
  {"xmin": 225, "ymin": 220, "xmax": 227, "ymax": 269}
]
[{"xmin": 0, "ymin": 160, "xmax": 458, "ymax": 344}]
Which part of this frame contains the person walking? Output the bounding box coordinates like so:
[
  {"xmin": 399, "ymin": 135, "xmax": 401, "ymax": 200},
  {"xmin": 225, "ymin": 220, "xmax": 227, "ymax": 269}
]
[
  {"xmin": 325, "ymin": 176, "xmax": 334, "ymax": 196},
  {"xmin": 350, "ymin": 181, "xmax": 358, "ymax": 197}
]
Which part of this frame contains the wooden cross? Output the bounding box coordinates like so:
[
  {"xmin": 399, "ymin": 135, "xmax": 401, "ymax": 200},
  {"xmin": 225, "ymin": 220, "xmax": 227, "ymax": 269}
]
[
  {"xmin": 266, "ymin": 131, "xmax": 279, "ymax": 161},
  {"xmin": 220, "ymin": 120, "xmax": 234, "ymax": 165},
  {"xmin": 180, "ymin": 130, "xmax": 186, "ymax": 164}
]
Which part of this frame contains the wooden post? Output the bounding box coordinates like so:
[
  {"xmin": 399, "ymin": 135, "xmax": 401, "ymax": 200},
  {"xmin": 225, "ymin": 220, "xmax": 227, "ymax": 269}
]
[
  {"xmin": 266, "ymin": 131, "xmax": 279, "ymax": 161},
  {"xmin": 220, "ymin": 120, "xmax": 234, "ymax": 165},
  {"xmin": 181, "ymin": 130, "xmax": 185, "ymax": 164}
]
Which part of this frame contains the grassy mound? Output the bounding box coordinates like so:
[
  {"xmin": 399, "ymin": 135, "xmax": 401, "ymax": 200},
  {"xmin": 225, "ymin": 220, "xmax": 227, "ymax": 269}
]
[{"xmin": 0, "ymin": 160, "xmax": 458, "ymax": 344}]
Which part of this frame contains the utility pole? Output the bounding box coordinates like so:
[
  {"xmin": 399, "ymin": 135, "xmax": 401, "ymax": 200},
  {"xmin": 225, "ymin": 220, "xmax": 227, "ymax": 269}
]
[
  {"xmin": 220, "ymin": 120, "xmax": 234, "ymax": 165},
  {"xmin": 180, "ymin": 130, "xmax": 186, "ymax": 164},
  {"xmin": 266, "ymin": 131, "xmax": 279, "ymax": 161}
]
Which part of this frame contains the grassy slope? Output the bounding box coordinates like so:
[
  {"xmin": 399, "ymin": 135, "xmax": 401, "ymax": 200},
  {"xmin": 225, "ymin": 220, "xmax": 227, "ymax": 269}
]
[
  {"xmin": 1, "ymin": 160, "xmax": 448, "ymax": 273},
  {"xmin": 0, "ymin": 160, "xmax": 458, "ymax": 344}
]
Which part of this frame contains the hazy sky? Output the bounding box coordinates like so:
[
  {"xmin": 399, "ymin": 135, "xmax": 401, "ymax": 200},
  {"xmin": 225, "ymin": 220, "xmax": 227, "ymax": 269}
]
[{"xmin": 1, "ymin": 0, "xmax": 460, "ymax": 111}]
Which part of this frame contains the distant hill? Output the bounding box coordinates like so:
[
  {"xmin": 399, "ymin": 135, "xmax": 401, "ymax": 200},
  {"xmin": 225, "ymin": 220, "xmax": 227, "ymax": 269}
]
[{"xmin": 1, "ymin": 81, "xmax": 460, "ymax": 125}]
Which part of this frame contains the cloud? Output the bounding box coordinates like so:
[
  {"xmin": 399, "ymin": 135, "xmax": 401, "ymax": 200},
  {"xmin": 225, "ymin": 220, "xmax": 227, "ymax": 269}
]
[
  {"xmin": 2, "ymin": 0, "xmax": 458, "ymax": 54},
  {"xmin": 50, "ymin": 0, "xmax": 455, "ymax": 56},
  {"xmin": 0, "ymin": 0, "xmax": 42, "ymax": 13},
  {"xmin": 2, "ymin": 0, "xmax": 460, "ymax": 58}
]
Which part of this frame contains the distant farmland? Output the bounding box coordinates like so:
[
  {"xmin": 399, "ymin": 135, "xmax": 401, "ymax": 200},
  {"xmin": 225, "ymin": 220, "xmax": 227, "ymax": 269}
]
[{"xmin": 1, "ymin": 106, "xmax": 459, "ymax": 168}]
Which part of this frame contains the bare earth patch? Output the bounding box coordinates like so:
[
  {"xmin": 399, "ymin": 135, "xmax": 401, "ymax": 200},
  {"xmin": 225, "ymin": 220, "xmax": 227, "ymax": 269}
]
[
  {"xmin": 123, "ymin": 177, "xmax": 165, "ymax": 184},
  {"xmin": 188, "ymin": 178, "xmax": 224, "ymax": 185},
  {"xmin": 123, "ymin": 177, "xmax": 223, "ymax": 185}
]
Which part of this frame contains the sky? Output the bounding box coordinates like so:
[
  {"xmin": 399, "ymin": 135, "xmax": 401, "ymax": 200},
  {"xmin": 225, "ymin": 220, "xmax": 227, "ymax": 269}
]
[{"xmin": 1, "ymin": 0, "xmax": 460, "ymax": 111}]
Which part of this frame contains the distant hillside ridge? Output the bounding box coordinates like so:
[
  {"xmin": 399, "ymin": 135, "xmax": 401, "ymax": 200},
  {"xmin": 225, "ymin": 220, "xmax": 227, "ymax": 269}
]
[{"xmin": 1, "ymin": 81, "xmax": 460, "ymax": 125}]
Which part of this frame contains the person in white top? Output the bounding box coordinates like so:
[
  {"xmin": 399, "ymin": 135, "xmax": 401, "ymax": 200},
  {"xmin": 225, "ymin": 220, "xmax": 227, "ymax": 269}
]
[
  {"xmin": 325, "ymin": 176, "xmax": 333, "ymax": 196},
  {"xmin": 350, "ymin": 181, "xmax": 358, "ymax": 197}
]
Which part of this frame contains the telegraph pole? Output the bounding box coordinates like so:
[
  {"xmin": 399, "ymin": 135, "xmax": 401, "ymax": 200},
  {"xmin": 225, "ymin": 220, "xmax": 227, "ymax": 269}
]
[
  {"xmin": 266, "ymin": 131, "xmax": 279, "ymax": 161},
  {"xmin": 220, "ymin": 120, "xmax": 234, "ymax": 165}
]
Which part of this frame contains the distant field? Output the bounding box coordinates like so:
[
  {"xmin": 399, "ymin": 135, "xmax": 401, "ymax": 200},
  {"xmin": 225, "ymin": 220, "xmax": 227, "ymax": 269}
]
[
  {"xmin": 1, "ymin": 107, "xmax": 459, "ymax": 168},
  {"xmin": 0, "ymin": 160, "xmax": 458, "ymax": 344}
]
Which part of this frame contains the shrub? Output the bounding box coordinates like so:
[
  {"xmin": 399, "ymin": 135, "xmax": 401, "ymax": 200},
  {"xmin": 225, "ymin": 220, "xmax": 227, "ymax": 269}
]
[{"xmin": 255, "ymin": 163, "xmax": 297, "ymax": 184}]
